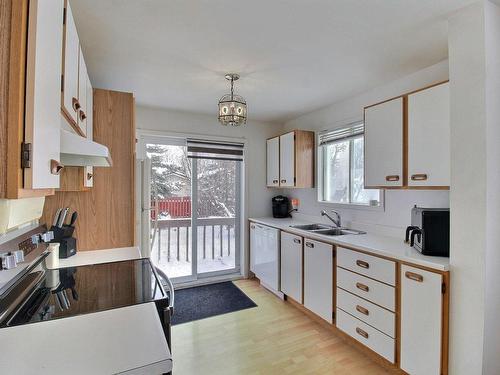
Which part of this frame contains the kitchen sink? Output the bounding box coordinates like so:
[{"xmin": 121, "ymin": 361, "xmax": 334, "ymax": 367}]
[
  {"xmin": 289, "ymin": 224, "xmax": 331, "ymax": 231},
  {"xmin": 290, "ymin": 223, "xmax": 366, "ymax": 236}
]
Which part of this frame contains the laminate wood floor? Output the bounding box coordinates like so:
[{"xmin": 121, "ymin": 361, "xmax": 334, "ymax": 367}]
[{"xmin": 172, "ymin": 279, "xmax": 390, "ymax": 375}]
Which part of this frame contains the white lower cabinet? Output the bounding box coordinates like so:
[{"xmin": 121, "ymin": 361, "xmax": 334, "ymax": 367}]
[
  {"xmin": 400, "ymin": 265, "xmax": 443, "ymax": 375},
  {"xmin": 336, "ymin": 308, "xmax": 395, "ymax": 363},
  {"xmin": 249, "ymin": 223, "xmax": 280, "ymax": 293},
  {"xmin": 280, "ymin": 232, "xmax": 303, "ymax": 303},
  {"xmin": 304, "ymin": 239, "xmax": 333, "ymax": 323}
]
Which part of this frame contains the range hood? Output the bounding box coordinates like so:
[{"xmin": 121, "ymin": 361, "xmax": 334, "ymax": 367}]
[{"xmin": 60, "ymin": 129, "xmax": 112, "ymax": 167}]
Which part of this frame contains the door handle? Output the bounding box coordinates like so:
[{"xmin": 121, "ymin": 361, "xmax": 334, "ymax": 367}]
[
  {"xmin": 385, "ymin": 175, "xmax": 399, "ymax": 182},
  {"xmin": 79, "ymin": 110, "xmax": 87, "ymax": 121},
  {"xmin": 272, "ymin": 179, "xmax": 278, "ymax": 184},
  {"xmin": 72, "ymin": 97, "xmax": 81, "ymax": 111},
  {"xmin": 293, "ymin": 238, "xmax": 301, "ymax": 244},
  {"xmin": 305, "ymin": 242, "xmax": 314, "ymax": 248},
  {"xmin": 411, "ymin": 174, "xmax": 428, "ymax": 181},
  {"xmin": 356, "ymin": 282, "xmax": 369, "ymax": 292},
  {"xmin": 87, "ymin": 172, "xmax": 93, "ymax": 180},
  {"xmin": 405, "ymin": 271, "xmax": 424, "ymax": 282},
  {"xmin": 50, "ymin": 159, "xmax": 64, "ymax": 175},
  {"xmin": 281, "ymin": 179, "xmax": 287, "ymax": 183},
  {"xmin": 356, "ymin": 260, "xmax": 369, "ymax": 269}
]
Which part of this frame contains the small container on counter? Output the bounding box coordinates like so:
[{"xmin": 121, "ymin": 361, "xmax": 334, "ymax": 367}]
[{"xmin": 45, "ymin": 243, "xmax": 60, "ymax": 269}]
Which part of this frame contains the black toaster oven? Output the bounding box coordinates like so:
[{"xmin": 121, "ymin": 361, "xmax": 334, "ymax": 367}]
[{"xmin": 405, "ymin": 206, "xmax": 450, "ymax": 257}]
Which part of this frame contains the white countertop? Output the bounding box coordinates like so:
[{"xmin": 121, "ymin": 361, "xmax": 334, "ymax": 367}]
[
  {"xmin": 0, "ymin": 302, "xmax": 172, "ymax": 375},
  {"xmin": 249, "ymin": 217, "xmax": 449, "ymax": 271},
  {"xmin": 57, "ymin": 246, "xmax": 141, "ymax": 268}
]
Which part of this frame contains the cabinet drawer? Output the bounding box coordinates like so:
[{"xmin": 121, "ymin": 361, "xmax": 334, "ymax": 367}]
[
  {"xmin": 337, "ymin": 247, "xmax": 395, "ymax": 285},
  {"xmin": 336, "ymin": 308, "xmax": 395, "ymax": 363},
  {"xmin": 337, "ymin": 267, "xmax": 395, "ymax": 311},
  {"xmin": 337, "ymin": 288, "xmax": 395, "ymax": 338}
]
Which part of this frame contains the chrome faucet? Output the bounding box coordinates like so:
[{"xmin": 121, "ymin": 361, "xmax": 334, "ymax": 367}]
[{"xmin": 321, "ymin": 210, "xmax": 341, "ymax": 228}]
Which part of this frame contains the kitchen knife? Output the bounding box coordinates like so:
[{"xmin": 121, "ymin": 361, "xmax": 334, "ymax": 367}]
[
  {"xmin": 69, "ymin": 211, "xmax": 78, "ymax": 227},
  {"xmin": 53, "ymin": 208, "xmax": 63, "ymax": 227},
  {"xmin": 57, "ymin": 207, "xmax": 69, "ymax": 228}
]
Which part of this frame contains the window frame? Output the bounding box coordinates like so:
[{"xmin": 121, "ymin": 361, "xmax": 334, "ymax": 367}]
[{"xmin": 317, "ymin": 123, "xmax": 385, "ymax": 211}]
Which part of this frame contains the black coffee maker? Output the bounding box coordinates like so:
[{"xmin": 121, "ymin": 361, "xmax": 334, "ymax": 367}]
[{"xmin": 272, "ymin": 196, "xmax": 290, "ymax": 218}]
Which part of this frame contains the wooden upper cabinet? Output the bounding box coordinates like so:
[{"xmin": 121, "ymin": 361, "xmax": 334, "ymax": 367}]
[
  {"xmin": 266, "ymin": 137, "xmax": 279, "ymax": 187},
  {"xmin": 364, "ymin": 81, "xmax": 450, "ymax": 190},
  {"xmin": 279, "ymin": 132, "xmax": 295, "ymax": 187},
  {"xmin": 61, "ymin": 0, "xmax": 80, "ymax": 128},
  {"xmin": 364, "ymin": 97, "xmax": 404, "ymax": 188},
  {"xmin": 267, "ymin": 130, "xmax": 314, "ymax": 188},
  {"xmin": 24, "ymin": 0, "xmax": 64, "ymax": 189},
  {"xmin": 408, "ymin": 82, "xmax": 450, "ymax": 188}
]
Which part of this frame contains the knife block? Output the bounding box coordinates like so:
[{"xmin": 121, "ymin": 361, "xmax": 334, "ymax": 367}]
[{"xmin": 49, "ymin": 225, "xmax": 77, "ymax": 258}]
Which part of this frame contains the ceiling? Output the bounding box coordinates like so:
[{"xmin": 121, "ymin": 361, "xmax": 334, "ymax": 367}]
[{"xmin": 71, "ymin": 0, "xmax": 476, "ymax": 123}]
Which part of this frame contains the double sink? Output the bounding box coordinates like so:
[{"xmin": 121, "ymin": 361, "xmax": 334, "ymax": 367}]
[{"xmin": 290, "ymin": 224, "xmax": 366, "ymax": 236}]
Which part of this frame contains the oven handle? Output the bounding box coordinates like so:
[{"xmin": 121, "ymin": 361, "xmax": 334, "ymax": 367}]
[{"xmin": 154, "ymin": 266, "xmax": 174, "ymax": 314}]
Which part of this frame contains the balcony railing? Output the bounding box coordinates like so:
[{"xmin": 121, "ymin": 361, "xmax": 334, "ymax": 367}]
[{"xmin": 154, "ymin": 217, "xmax": 235, "ymax": 263}]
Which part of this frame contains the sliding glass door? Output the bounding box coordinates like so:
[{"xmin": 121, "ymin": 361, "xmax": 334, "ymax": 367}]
[{"xmin": 140, "ymin": 136, "xmax": 242, "ymax": 284}]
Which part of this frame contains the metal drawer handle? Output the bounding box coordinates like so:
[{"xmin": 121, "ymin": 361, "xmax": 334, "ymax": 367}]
[
  {"xmin": 356, "ymin": 327, "xmax": 369, "ymax": 339},
  {"xmin": 272, "ymin": 179, "xmax": 278, "ymax": 184},
  {"xmin": 293, "ymin": 238, "xmax": 301, "ymax": 244},
  {"xmin": 405, "ymin": 271, "xmax": 424, "ymax": 282},
  {"xmin": 50, "ymin": 159, "xmax": 64, "ymax": 175},
  {"xmin": 385, "ymin": 175, "xmax": 399, "ymax": 182},
  {"xmin": 411, "ymin": 174, "xmax": 428, "ymax": 181},
  {"xmin": 305, "ymin": 242, "xmax": 314, "ymax": 248},
  {"xmin": 281, "ymin": 179, "xmax": 287, "ymax": 183},
  {"xmin": 356, "ymin": 305, "xmax": 369, "ymax": 316},
  {"xmin": 250, "ymin": 225, "xmax": 256, "ymax": 229},
  {"xmin": 356, "ymin": 282, "xmax": 369, "ymax": 292},
  {"xmin": 356, "ymin": 260, "xmax": 369, "ymax": 269}
]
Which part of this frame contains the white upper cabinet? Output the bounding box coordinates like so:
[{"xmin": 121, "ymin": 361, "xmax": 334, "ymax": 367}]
[
  {"xmin": 408, "ymin": 82, "xmax": 450, "ymax": 187},
  {"xmin": 266, "ymin": 137, "xmax": 279, "ymax": 187},
  {"xmin": 24, "ymin": 0, "xmax": 64, "ymax": 189},
  {"xmin": 77, "ymin": 48, "xmax": 88, "ymax": 136},
  {"xmin": 279, "ymin": 132, "xmax": 295, "ymax": 187},
  {"xmin": 61, "ymin": 0, "xmax": 79, "ymax": 127},
  {"xmin": 364, "ymin": 97, "xmax": 404, "ymax": 188},
  {"xmin": 400, "ymin": 265, "xmax": 443, "ymax": 375}
]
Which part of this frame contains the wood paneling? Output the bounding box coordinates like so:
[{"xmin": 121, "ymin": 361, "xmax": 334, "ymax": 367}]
[
  {"xmin": 41, "ymin": 89, "xmax": 135, "ymax": 251},
  {"xmin": 294, "ymin": 130, "xmax": 315, "ymax": 188}
]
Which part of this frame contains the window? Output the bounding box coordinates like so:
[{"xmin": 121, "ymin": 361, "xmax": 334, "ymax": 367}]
[{"xmin": 318, "ymin": 122, "xmax": 382, "ymax": 207}]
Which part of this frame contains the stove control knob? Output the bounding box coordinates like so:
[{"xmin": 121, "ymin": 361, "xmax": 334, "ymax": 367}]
[{"xmin": 0, "ymin": 253, "xmax": 17, "ymax": 270}]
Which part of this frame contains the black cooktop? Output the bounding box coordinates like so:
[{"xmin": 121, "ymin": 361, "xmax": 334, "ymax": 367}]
[{"xmin": 4, "ymin": 258, "xmax": 166, "ymax": 327}]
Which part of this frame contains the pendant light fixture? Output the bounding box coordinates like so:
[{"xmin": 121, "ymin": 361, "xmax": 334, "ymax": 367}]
[{"xmin": 218, "ymin": 73, "xmax": 247, "ymax": 126}]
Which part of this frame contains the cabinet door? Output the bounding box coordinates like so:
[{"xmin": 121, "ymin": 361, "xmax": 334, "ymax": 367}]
[
  {"xmin": 408, "ymin": 83, "xmax": 450, "ymax": 187},
  {"xmin": 364, "ymin": 97, "xmax": 403, "ymax": 187},
  {"xmin": 61, "ymin": 0, "xmax": 79, "ymax": 126},
  {"xmin": 279, "ymin": 132, "xmax": 295, "ymax": 187},
  {"xmin": 24, "ymin": 0, "xmax": 64, "ymax": 189},
  {"xmin": 280, "ymin": 232, "xmax": 302, "ymax": 303},
  {"xmin": 77, "ymin": 48, "xmax": 88, "ymax": 136},
  {"xmin": 84, "ymin": 77, "xmax": 93, "ymax": 187},
  {"xmin": 266, "ymin": 137, "xmax": 280, "ymax": 187},
  {"xmin": 304, "ymin": 239, "xmax": 333, "ymax": 323},
  {"xmin": 400, "ymin": 265, "xmax": 443, "ymax": 375}
]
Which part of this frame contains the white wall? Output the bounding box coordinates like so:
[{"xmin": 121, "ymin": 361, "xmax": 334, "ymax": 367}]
[
  {"xmin": 135, "ymin": 106, "xmax": 283, "ymax": 275},
  {"xmin": 281, "ymin": 60, "xmax": 450, "ymax": 237},
  {"xmin": 483, "ymin": 1, "xmax": 500, "ymax": 374},
  {"xmin": 448, "ymin": 2, "xmax": 500, "ymax": 374}
]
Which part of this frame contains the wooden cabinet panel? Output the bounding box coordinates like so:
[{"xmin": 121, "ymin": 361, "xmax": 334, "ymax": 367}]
[
  {"xmin": 24, "ymin": 0, "xmax": 64, "ymax": 189},
  {"xmin": 266, "ymin": 137, "xmax": 279, "ymax": 187},
  {"xmin": 279, "ymin": 131, "xmax": 295, "ymax": 187},
  {"xmin": 408, "ymin": 82, "xmax": 450, "ymax": 187},
  {"xmin": 280, "ymin": 232, "xmax": 302, "ymax": 303},
  {"xmin": 364, "ymin": 97, "xmax": 404, "ymax": 188},
  {"xmin": 400, "ymin": 265, "xmax": 443, "ymax": 375},
  {"xmin": 304, "ymin": 239, "xmax": 333, "ymax": 323},
  {"xmin": 61, "ymin": 0, "xmax": 79, "ymax": 127},
  {"xmin": 42, "ymin": 89, "xmax": 135, "ymax": 251},
  {"xmin": 84, "ymin": 82, "xmax": 94, "ymax": 188}
]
